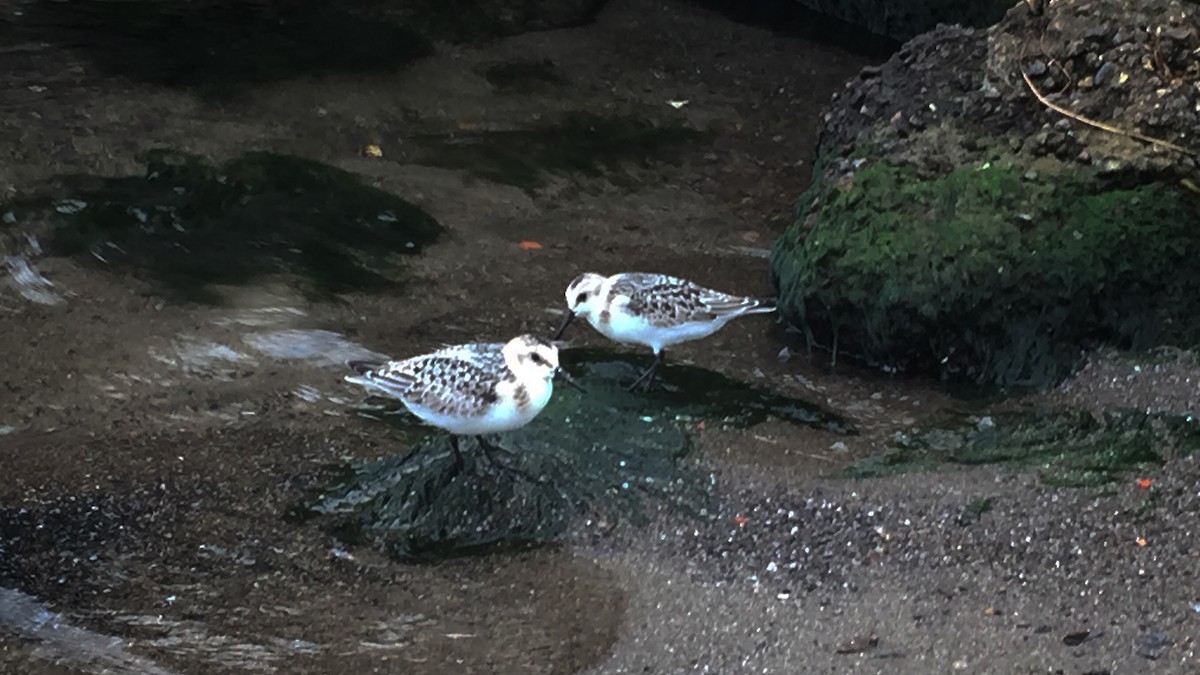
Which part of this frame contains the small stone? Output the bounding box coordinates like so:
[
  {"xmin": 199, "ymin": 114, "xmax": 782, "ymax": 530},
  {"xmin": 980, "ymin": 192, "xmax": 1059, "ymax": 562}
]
[
  {"xmin": 1095, "ymin": 61, "xmax": 1116, "ymax": 86},
  {"xmin": 1162, "ymin": 27, "xmax": 1193, "ymax": 41},
  {"xmin": 1078, "ymin": 75, "xmax": 1095, "ymax": 89},
  {"xmin": 830, "ymin": 441, "xmax": 849, "ymax": 454},
  {"xmin": 1136, "ymin": 632, "xmax": 1172, "ymax": 660},
  {"xmin": 858, "ymin": 65, "xmax": 882, "ymax": 79},
  {"xmin": 1026, "ymin": 60, "xmax": 1047, "ymax": 77},
  {"xmin": 835, "ymin": 634, "xmax": 878, "ymax": 654},
  {"xmin": 1062, "ymin": 630, "xmax": 1101, "ymax": 646}
]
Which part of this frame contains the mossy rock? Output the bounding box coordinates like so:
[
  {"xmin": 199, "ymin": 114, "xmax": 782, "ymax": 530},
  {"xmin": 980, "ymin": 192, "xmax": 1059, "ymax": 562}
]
[
  {"xmin": 842, "ymin": 408, "xmax": 1200, "ymax": 487},
  {"xmin": 306, "ymin": 348, "xmax": 853, "ymax": 560},
  {"xmin": 770, "ymin": 160, "xmax": 1200, "ymax": 387},
  {"xmin": 1, "ymin": 150, "xmax": 442, "ymax": 303}
]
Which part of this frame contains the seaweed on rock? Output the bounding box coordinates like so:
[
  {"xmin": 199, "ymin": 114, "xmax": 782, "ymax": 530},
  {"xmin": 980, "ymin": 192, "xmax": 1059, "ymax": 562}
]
[
  {"xmin": 309, "ymin": 348, "xmax": 854, "ymax": 559},
  {"xmin": 843, "ymin": 408, "xmax": 1200, "ymax": 487}
]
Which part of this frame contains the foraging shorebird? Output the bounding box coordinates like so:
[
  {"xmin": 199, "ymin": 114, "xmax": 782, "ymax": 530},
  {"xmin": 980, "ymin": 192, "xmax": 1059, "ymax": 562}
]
[
  {"xmin": 346, "ymin": 334, "xmax": 576, "ymax": 465},
  {"xmin": 552, "ymin": 272, "xmax": 775, "ymax": 390}
]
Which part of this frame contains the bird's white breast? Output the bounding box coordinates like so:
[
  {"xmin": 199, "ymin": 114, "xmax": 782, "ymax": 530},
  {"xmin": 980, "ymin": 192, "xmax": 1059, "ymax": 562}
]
[{"xmin": 587, "ymin": 297, "xmax": 727, "ymax": 353}]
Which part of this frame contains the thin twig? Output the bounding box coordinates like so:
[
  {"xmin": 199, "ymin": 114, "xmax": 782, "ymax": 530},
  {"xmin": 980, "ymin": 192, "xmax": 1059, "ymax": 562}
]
[{"xmin": 1021, "ymin": 70, "xmax": 1194, "ymax": 157}]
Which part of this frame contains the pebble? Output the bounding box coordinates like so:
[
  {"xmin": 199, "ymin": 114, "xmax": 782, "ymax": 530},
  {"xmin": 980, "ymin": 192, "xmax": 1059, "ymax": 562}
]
[
  {"xmin": 1025, "ymin": 60, "xmax": 1047, "ymax": 77},
  {"xmin": 1161, "ymin": 26, "xmax": 1193, "ymax": 41},
  {"xmin": 1135, "ymin": 631, "xmax": 1172, "ymax": 660}
]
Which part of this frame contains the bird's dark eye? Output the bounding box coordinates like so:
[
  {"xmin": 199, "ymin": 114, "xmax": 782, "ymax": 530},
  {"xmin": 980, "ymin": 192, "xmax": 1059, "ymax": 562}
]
[
  {"xmin": 575, "ymin": 292, "xmax": 589, "ymax": 304},
  {"xmin": 530, "ymin": 353, "xmax": 545, "ymax": 365}
]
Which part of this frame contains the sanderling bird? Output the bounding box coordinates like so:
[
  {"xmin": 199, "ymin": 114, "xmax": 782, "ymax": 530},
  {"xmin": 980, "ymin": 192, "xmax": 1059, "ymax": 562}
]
[
  {"xmin": 553, "ymin": 272, "xmax": 775, "ymax": 390},
  {"xmin": 345, "ymin": 334, "xmax": 576, "ymax": 466}
]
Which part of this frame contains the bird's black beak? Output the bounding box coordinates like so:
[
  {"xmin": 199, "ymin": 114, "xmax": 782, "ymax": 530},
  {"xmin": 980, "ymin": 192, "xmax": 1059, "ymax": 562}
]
[
  {"xmin": 555, "ymin": 367, "xmax": 586, "ymax": 393},
  {"xmin": 552, "ymin": 310, "xmax": 575, "ymax": 341}
]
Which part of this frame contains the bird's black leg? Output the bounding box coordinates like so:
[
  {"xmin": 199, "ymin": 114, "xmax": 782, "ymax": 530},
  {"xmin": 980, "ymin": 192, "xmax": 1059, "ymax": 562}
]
[
  {"xmin": 448, "ymin": 435, "xmax": 467, "ymax": 471},
  {"xmin": 476, "ymin": 436, "xmax": 544, "ymax": 483},
  {"xmin": 626, "ymin": 351, "xmax": 664, "ymax": 392},
  {"xmin": 476, "ymin": 435, "xmax": 503, "ymax": 468}
]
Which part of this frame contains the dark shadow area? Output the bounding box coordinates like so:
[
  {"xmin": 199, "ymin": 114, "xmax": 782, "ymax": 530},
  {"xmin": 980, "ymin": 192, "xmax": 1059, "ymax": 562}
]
[
  {"xmin": 483, "ymin": 59, "xmax": 569, "ymax": 93},
  {"xmin": 403, "ymin": 112, "xmax": 707, "ymax": 194},
  {"xmin": 0, "ymin": 150, "xmax": 442, "ymax": 303},
  {"xmin": 687, "ymin": 0, "xmax": 900, "ymax": 60},
  {"xmin": 842, "ymin": 409, "xmax": 1200, "ymax": 487},
  {"xmin": 691, "ymin": 0, "xmax": 1013, "ymax": 47},
  {"xmin": 382, "ymin": 0, "xmax": 608, "ymax": 43},
  {"xmin": 305, "ymin": 347, "xmax": 854, "ymax": 560},
  {"xmin": 18, "ymin": 0, "xmax": 435, "ymax": 97},
  {"xmin": 560, "ymin": 347, "xmax": 855, "ymax": 433}
]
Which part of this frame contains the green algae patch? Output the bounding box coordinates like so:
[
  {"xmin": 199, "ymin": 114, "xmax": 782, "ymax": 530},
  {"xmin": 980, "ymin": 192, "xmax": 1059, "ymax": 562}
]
[
  {"xmin": 307, "ymin": 348, "xmax": 852, "ymax": 560},
  {"xmin": 770, "ymin": 160, "xmax": 1200, "ymax": 387},
  {"xmin": 3, "ymin": 150, "xmax": 441, "ymax": 303},
  {"xmin": 842, "ymin": 409, "xmax": 1200, "ymax": 487},
  {"xmin": 408, "ymin": 112, "xmax": 705, "ymax": 193}
]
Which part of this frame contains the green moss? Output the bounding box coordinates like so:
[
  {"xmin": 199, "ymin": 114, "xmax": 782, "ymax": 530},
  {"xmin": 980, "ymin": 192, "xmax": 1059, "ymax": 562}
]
[
  {"xmin": 771, "ymin": 160, "xmax": 1200, "ymax": 386},
  {"xmin": 410, "ymin": 112, "xmax": 705, "ymax": 193},
  {"xmin": 4, "ymin": 150, "xmax": 441, "ymax": 303},
  {"xmin": 842, "ymin": 409, "xmax": 1200, "ymax": 487},
  {"xmin": 304, "ymin": 347, "xmax": 853, "ymax": 560}
]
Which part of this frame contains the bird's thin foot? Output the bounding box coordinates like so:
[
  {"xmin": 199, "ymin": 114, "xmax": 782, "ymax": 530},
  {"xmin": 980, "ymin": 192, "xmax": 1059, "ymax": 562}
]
[
  {"xmin": 476, "ymin": 436, "xmax": 544, "ymax": 484},
  {"xmin": 448, "ymin": 437, "xmax": 473, "ymax": 475},
  {"xmin": 625, "ymin": 355, "xmax": 663, "ymax": 392}
]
